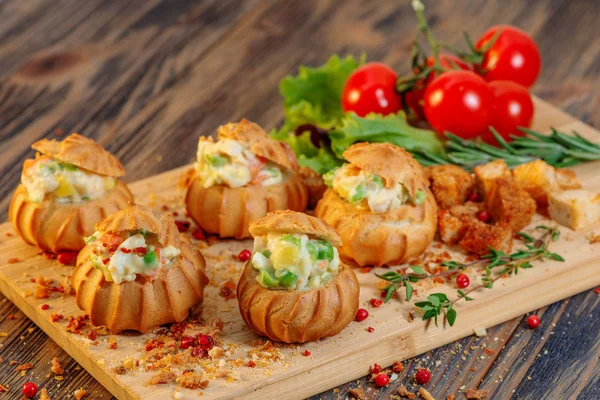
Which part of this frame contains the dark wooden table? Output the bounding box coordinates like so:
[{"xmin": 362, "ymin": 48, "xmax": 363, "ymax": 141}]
[{"xmin": 0, "ymin": 0, "xmax": 599, "ymax": 399}]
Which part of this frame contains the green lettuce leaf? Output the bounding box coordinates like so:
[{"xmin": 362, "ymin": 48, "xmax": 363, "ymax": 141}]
[
  {"xmin": 279, "ymin": 54, "xmax": 364, "ymax": 130},
  {"xmin": 271, "ymin": 128, "xmax": 342, "ymax": 174},
  {"xmin": 329, "ymin": 112, "xmax": 445, "ymax": 158}
]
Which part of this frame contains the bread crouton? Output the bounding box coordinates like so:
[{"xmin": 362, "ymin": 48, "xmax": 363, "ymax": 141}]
[
  {"xmin": 438, "ymin": 203, "xmax": 485, "ymax": 245},
  {"xmin": 556, "ymin": 168, "xmax": 582, "ymax": 190},
  {"xmin": 548, "ymin": 189, "xmax": 600, "ymax": 230},
  {"xmin": 459, "ymin": 221, "xmax": 513, "ymax": 256},
  {"xmin": 512, "ymin": 160, "xmax": 560, "ymax": 211},
  {"xmin": 473, "ymin": 159, "xmax": 512, "ymax": 200},
  {"xmin": 486, "ymin": 177, "xmax": 536, "ymax": 231},
  {"xmin": 438, "ymin": 210, "xmax": 466, "ymax": 245},
  {"xmin": 425, "ymin": 165, "xmax": 474, "ymax": 209}
]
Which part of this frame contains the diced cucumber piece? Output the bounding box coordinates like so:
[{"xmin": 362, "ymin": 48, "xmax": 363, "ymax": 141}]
[
  {"xmin": 322, "ymin": 168, "xmax": 338, "ymax": 188},
  {"xmin": 60, "ymin": 162, "xmax": 78, "ymax": 171},
  {"xmin": 371, "ymin": 174, "xmax": 384, "ymax": 187},
  {"xmin": 144, "ymin": 251, "xmax": 158, "ymax": 267},
  {"xmin": 306, "ymin": 241, "xmax": 318, "ymax": 261},
  {"xmin": 258, "ymin": 270, "xmax": 279, "ymax": 288},
  {"xmin": 84, "ymin": 235, "xmax": 97, "ymax": 245},
  {"xmin": 281, "ymin": 234, "xmax": 301, "ymax": 247},
  {"xmin": 350, "ymin": 182, "xmax": 366, "ymax": 203},
  {"xmin": 415, "ymin": 189, "xmax": 426, "ymax": 205},
  {"xmin": 315, "ymin": 240, "xmax": 334, "ymax": 261},
  {"xmin": 205, "ymin": 153, "xmax": 228, "ymax": 167},
  {"xmin": 260, "ymin": 249, "xmax": 272, "ymax": 258},
  {"xmin": 278, "ymin": 271, "xmax": 298, "ymax": 288}
]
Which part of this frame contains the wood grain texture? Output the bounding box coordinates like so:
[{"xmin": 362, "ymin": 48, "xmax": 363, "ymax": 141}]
[{"xmin": 0, "ymin": 0, "xmax": 599, "ymax": 399}]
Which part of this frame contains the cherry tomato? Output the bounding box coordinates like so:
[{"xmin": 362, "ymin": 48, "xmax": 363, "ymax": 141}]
[
  {"xmin": 404, "ymin": 54, "xmax": 471, "ymax": 120},
  {"xmin": 342, "ymin": 62, "xmax": 402, "ymax": 117},
  {"xmin": 476, "ymin": 25, "xmax": 541, "ymax": 88},
  {"xmin": 482, "ymin": 80, "xmax": 534, "ymax": 144},
  {"xmin": 423, "ymin": 70, "xmax": 493, "ymax": 138}
]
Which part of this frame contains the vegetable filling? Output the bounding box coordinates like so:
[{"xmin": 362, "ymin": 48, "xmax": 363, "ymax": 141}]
[
  {"xmin": 251, "ymin": 233, "xmax": 340, "ymax": 291},
  {"xmin": 195, "ymin": 139, "xmax": 284, "ymax": 188},
  {"xmin": 22, "ymin": 156, "xmax": 116, "ymax": 203},
  {"xmin": 85, "ymin": 231, "xmax": 180, "ymax": 284},
  {"xmin": 323, "ymin": 163, "xmax": 425, "ymax": 213}
]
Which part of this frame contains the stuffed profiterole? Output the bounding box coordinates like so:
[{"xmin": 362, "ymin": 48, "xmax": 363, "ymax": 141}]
[
  {"xmin": 72, "ymin": 205, "xmax": 208, "ymax": 333},
  {"xmin": 315, "ymin": 142, "xmax": 437, "ymax": 267},
  {"xmin": 9, "ymin": 134, "xmax": 133, "ymax": 253},
  {"xmin": 236, "ymin": 210, "xmax": 359, "ymax": 343},
  {"xmin": 185, "ymin": 119, "xmax": 308, "ymax": 239}
]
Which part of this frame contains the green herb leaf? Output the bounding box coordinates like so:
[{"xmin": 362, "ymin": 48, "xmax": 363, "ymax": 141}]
[
  {"xmin": 406, "ymin": 282, "xmax": 414, "ymax": 301},
  {"xmin": 410, "ymin": 265, "xmax": 426, "ymax": 275},
  {"xmin": 279, "ymin": 54, "xmax": 364, "ymax": 130},
  {"xmin": 447, "ymin": 308, "xmax": 457, "ymax": 327},
  {"xmin": 329, "ymin": 112, "xmax": 445, "ymax": 158}
]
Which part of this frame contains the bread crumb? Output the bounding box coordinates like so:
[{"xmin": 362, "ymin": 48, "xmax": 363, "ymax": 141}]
[
  {"xmin": 51, "ymin": 357, "xmax": 64, "ymax": 375},
  {"xmin": 40, "ymin": 387, "xmax": 51, "ymax": 400},
  {"xmin": 418, "ymin": 387, "xmax": 435, "ymax": 400},
  {"xmin": 16, "ymin": 362, "xmax": 33, "ymax": 371},
  {"xmin": 398, "ymin": 384, "xmax": 416, "ymax": 399},
  {"xmin": 348, "ymin": 387, "xmax": 365, "ymax": 399},
  {"xmin": 74, "ymin": 388, "xmax": 87, "ymax": 399},
  {"xmin": 466, "ymin": 389, "xmax": 489, "ymax": 399}
]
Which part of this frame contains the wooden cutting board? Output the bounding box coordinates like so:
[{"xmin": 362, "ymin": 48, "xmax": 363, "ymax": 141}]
[{"xmin": 0, "ymin": 97, "xmax": 598, "ymax": 400}]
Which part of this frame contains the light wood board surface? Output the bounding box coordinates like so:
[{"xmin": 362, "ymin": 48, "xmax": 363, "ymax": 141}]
[{"xmin": 0, "ymin": 97, "xmax": 599, "ymax": 400}]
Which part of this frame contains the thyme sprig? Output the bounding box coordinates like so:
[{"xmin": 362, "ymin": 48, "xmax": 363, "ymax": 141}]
[{"xmin": 377, "ymin": 226, "xmax": 564, "ymax": 327}]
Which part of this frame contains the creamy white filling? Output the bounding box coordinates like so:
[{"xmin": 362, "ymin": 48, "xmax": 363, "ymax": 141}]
[
  {"xmin": 22, "ymin": 158, "xmax": 115, "ymax": 203},
  {"xmin": 194, "ymin": 138, "xmax": 284, "ymax": 188},
  {"xmin": 87, "ymin": 232, "xmax": 180, "ymax": 284},
  {"xmin": 325, "ymin": 164, "xmax": 420, "ymax": 213},
  {"xmin": 251, "ymin": 233, "xmax": 340, "ymax": 291}
]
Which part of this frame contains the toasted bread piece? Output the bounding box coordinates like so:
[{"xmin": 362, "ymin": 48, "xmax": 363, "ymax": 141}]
[
  {"xmin": 486, "ymin": 177, "xmax": 536, "ymax": 232},
  {"xmin": 438, "ymin": 202, "xmax": 486, "ymax": 245},
  {"xmin": 438, "ymin": 210, "xmax": 467, "ymax": 245},
  {"xmin": 473, "ymin": 159, "xmax": 512, "ymax": 200},
  {"xmin": 425, "ymin": 165, "xmax": 475, "ymax": 210},
  {"xmin": 548, "ymin": 189, "xmax": 600, "ymax": 231},
  {"xmin": 556, "ymin": 168, "xmax": 582, "ymax": 190},
  {"xmin": 513, "ymin": 160, "xmax": 560, "ymax": 211},
  {"xmin": 458, "ymin": 220, "xmax": 513, "ymax": 256}
]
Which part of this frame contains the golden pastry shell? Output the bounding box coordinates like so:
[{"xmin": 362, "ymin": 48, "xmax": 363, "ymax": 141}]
[
  {"xmin": 249, "ymin": 209, "xmax": 341, "ymax": 247},
  {"xmin": 315, "ymin": 188, "xmax": 438, "ymax": 267},
  {"xmin": 71, "ymin": 205, "xmax": 209, "ymax": 333},
  {"xmin": 236, "ymin": 260, "xmax": 359, "ymax": 343},
  {"xmin": 9, "ymin": 182, "xmax": 133, "ymax": 253},
  {"xmin": 31, "ymin": 133, "xmax": 125, "ymax": 177},
  {"xmin": 185, "ymin": 173, "xmax": 308, "ymax": 239}
]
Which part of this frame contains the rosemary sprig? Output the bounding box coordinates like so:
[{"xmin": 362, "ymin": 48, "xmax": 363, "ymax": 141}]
[
  {"xmin": 413, "ymin": 127, "xmax": 600, "ymax": 170},
  {"xmin": 377, "ymin": 226, "xmax": 564, "ymax": 327}
]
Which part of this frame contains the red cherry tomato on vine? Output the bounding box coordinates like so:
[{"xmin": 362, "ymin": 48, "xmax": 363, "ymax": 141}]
[
  {"xmin": 342, "ymin": 62, "xmax": 402, "ymax": 117},
  {"xmin": 404, "ymin": 54, "xmax": 471, "ymax": 121},
  {"xmin": 481, "ymin": 80, "xmax": 534, "ymax": 144},
  {"xmin": 476, "ymin": 25, "xmax": 541, "ymax": 88},
  {"xmin": 426, "ymin": 53, "xmax": 471, "ymax": 83},
  {"xmin": 423, "ymin": 70, "xmax": 493, "ymax": 139}
]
